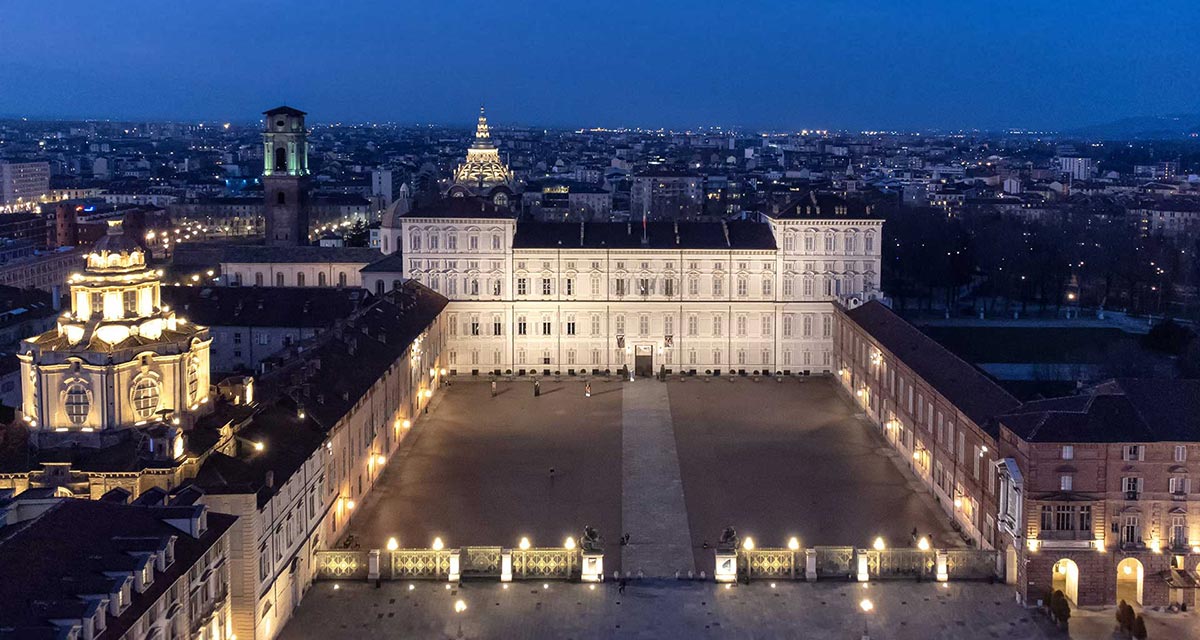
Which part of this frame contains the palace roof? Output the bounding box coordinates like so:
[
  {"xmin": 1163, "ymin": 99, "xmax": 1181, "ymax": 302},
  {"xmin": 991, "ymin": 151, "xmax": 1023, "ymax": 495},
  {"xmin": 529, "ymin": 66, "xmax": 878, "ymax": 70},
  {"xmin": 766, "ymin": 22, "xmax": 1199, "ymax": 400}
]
[{"xmin": 511, "ymin": 220, "xmax": 777, "ymax": 251}]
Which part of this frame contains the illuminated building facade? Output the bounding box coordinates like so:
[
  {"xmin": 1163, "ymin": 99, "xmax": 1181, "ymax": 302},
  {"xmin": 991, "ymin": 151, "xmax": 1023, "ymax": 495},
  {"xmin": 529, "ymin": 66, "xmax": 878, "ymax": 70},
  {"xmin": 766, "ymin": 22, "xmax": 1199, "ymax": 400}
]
[{"xmin": 18, "ymin": 220, "xmax": 212, "ymax": 448}]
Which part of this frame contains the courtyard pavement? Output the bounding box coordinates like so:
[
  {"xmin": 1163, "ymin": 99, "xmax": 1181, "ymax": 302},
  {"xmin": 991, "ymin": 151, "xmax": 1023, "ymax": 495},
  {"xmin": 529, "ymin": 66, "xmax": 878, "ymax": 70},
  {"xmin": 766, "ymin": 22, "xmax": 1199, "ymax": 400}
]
[
  {"xmin": 345, "ymin": 378, "xmax": 624, "ymax": 556},
  {"xmin": 668, "ymin": 377, "xmax": 961, "ymax": 573},
  {"xmin": 280, "ymin": 579, "xmax": 1058, "ymax": 640}
]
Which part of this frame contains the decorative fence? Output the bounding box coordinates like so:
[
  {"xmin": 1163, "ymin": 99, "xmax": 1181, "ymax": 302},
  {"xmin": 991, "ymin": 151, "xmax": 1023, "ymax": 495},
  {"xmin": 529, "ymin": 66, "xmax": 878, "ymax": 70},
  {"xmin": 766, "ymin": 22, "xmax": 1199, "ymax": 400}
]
[
  {"xmin": 512, "ymin": 548, "xmax": 578, "ymax": 579},
  {"xmin": 315, "ymin": 550, "xmax": 371, "ymax": 580},
  {"xmin": 868, "ymin": 549, "xmax": 936, "ymax": 579},
  {"xmin": 729, "ymin": 546, "xmax": 997, "ymax": 583},
  {"xmin": 391, "ymin": 548, "xmax": 453, "ymax": 580},
  {"xmin": 814, "ymin": 546, "xmax": 855, "ymax": 579},
  {"xmin": 459, "ymin": 546, "xmax": 502, "ymax": 579},
  {"xmin": 740, "ymin": 548, "xmax": 798, "ymax": 579},
  {"xmin": 944, "ymin": 549, "xmax": 997, "ymax": 580}
]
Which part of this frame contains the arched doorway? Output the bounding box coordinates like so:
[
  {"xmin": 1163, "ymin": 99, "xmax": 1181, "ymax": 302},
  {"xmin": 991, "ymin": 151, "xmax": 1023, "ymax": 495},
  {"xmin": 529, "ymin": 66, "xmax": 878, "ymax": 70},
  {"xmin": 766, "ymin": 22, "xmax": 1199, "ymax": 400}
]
[
  {"xmin": 1005, "ymin": 546, "xmax": 1018, "ymax": 585},
  {"xmin": 1117, "ymin": 557, "xmax": 1144, "ymax": 605},
  {"xmin": 1052, "ymin": 558, "xmax": 1079, "ymax": 605}
]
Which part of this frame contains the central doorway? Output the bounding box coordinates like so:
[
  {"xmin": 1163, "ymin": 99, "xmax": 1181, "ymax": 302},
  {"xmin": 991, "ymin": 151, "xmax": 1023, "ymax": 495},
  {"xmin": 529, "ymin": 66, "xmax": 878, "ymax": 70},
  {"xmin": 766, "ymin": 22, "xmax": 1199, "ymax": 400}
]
[{"xmin": 634, "ymin": 345, "xmax": 653, "ymax": 377}]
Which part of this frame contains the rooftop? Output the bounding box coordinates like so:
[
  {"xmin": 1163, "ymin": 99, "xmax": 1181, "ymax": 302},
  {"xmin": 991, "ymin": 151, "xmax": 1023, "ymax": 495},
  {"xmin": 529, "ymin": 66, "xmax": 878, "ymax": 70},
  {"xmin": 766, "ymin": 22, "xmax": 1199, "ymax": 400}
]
[
  {"xmin": 999, "ymin": 378, "xmax": 1200, "ymax": 443},
  {"xmin": 512, "ymin": 220, "xmax": 777, "ymax": 251},
  {"xmin": 842, "ymin": 301, "xmax": 1020, "ymax": 432}
]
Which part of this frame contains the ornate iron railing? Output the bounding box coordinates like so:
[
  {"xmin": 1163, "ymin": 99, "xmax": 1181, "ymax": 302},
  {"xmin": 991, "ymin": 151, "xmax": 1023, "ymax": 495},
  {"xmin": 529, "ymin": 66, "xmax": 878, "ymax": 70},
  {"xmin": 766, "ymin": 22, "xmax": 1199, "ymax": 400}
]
[
  {"xmin": 740, "ymin": 548, "xmax": 797, "ymax": 579},
  {"xmin": 314, "ymin": 550, "xmax": 370, "ymax": 580},
  {"xmin": 512, "ymin": 548, "xmax": 578, "ymax": 579},
  {"xmin": 391, "ymin": 549, "xmax": 452, "ymax": 580},
  {"xmin": 944, "ymin": 549, "xmax": 997, "ymax": 580},
  {"xmin": 869, "ymin": 549, "xmax": 935, "ymax": 579},
  {"xmin": 814, "ymin": 546, "xmax": 855, "ymax": 578},
  {"xmin": 460, "ymin": 546, "xmax": 502, "ymax": 578}
]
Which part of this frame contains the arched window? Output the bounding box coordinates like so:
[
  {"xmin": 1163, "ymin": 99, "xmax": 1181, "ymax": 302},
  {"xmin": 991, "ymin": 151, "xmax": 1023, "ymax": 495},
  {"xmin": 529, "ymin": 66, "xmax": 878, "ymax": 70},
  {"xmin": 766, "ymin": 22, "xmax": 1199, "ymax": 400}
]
[
  {"xmin": 187, "ymin": 359, "xmax": 200, "ymax": 403},
  {"xmin": 275, "ymin": 273, "xmax": 285, "ymax": 287},
  {"xmin": 276, "ymin": 191, "xmax": 286, "ymax": 205},
  {"xmin": 254, "ymin": 272, "xmax": 263, "ymax": 286},
  {"xmin": 375, "ymin": 280, "xmax": 384, "ymax": 296},
  {"xmin": 65, "ymin": 383, "xmax": 89, "ymax": 425},
  {"xmin": 318, "ymin": 272, "xmax": 327, "ymax": 287},
  {"xmin": 131, "ymin": 377, "xmax": 161, "ymax": 420},
  {"xmin": 274, "ymin": 147, "xmax": 288, "ymax": 172},
  {"xmin": 297, "ymin": 273, "xmax": 306, "ymax": 287},
  {"xmin": 337, "ymin": 272, "xmax": 347, "ymax": 287}
]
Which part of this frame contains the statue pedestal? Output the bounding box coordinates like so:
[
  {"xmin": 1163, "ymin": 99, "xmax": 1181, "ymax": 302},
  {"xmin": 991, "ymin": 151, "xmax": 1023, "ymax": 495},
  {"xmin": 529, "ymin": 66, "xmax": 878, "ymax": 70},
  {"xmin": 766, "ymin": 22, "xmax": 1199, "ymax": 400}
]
[
  {"xmin": 501, "ymin": 550, "xmax": 512, "ymax": 582},
  {"xmin": 935, "ymin": 551, "xmax": 948, "ymax": 582},
  {"xmin": 368, "ymin": 549, "xmax": 381, "ymax": 581},
  {"xmin": 448, "ymin": 550, "xmax": 461, "ymax": 582},
  {"xmin": 714, "ymin": 551, "xmax": 737, "ymax": 583},
  {"xmin": 805, "ymin": 549, "xmax": 816, "ymax": 582},
  {"xmin": 856, "ymin": 550, "xmax": 870, "ymax": 582},
  {"xmin": 581, "ymin": 551, "xmax": 604, "ymax": 582}
]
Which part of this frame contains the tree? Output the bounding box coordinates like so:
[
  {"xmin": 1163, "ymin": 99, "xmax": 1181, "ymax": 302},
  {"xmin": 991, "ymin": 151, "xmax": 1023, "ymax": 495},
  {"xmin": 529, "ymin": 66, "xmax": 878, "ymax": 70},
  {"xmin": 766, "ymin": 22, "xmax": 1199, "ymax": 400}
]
[{"xmin": 1131, "ymin": 613, "xmax": 1147, "ymax": 639}]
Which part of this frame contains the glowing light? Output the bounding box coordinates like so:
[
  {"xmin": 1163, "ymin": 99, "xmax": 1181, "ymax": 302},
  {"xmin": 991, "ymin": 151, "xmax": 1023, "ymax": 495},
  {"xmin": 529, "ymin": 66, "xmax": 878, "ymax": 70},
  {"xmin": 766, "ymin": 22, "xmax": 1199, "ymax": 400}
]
[
  {"xmin": 1123, "ymin": 564, "xmax": 1132, "ymax": 576},
  {"xmin": 742, "ymin": 537, "xmax": 755, "ymax": 551},
  {"xmin": 387, "ymin": 537, "xmax": 399, "ymax": 551},
  {"xmin": 872, "ymin": 537, "xmax": 885, "ymax": 551},
  {"xmin": 519, "ymin": 537, "xmax": 531, "ymax": 550},
  {"xmin": 860, "ymin": 599, "xmax": 873, "ymax": 612},
  {"xmin": 564, "ymin": 537, "xmax": 576, "ymax": 550},
  {"xmin": 402, "ymin": 419, "xmax": 411, "ymax": 429},
  {"xmin": 333, "ymin": 584, "xmax": 340, "ymax": 590},
  {"xmin": 589, "ymin": 584, "xmax": 595, "ymax": 590},
  {"xmin": 253, "ymin": 441, "xmax": 264, "ymax": 451},
  {"xmin": 423, "ymin": 389, "xmax": 433, "ymax": 399},
  {"xmin": 917, "ymin": 537, "xmax": 930, "ymax": 551},
  {"xmin": 953, "ymin": 497, "xmax": 963, "ymax": 509},
  {"xmin": 408, "ymin": 584, "xmax": 415, "ymax": 591},
  {"xmin": 542, "ymin": 583, "xmax": 549, "ymax": 590},
  {"xmin": 787, "ymin": 537, "xmax": 800, "ymax": 551},
  {"xmin": 345, "ymin": 499, "xmax": 355, "ymax": 510},
  {"xmin": 432, "ymin": 537, "xmax": 444, "ymax": 550},
  {"xmin": 454, "ymin": 600, "xmax": 466, "ymax": 614}
]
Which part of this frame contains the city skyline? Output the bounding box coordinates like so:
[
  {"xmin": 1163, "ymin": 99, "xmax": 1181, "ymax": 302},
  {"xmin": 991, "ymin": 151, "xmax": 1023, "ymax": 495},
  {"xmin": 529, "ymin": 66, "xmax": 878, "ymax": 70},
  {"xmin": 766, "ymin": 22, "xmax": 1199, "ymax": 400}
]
[{"xmin": 2, "ymin": 1, "xmax": 1198, "ymax": 131}]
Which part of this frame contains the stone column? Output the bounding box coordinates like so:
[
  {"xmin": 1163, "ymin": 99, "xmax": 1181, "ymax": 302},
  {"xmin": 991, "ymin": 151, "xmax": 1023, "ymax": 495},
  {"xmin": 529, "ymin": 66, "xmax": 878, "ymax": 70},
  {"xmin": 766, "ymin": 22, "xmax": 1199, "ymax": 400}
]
[
  {"xmin": 805, "ymin": 549, "xmax": 817, "ymax": 582},
  {"xmin": 368, "ymin": 549, "xmax": 381, "ymax": 581},
  {"xmin": 448, "ymin": 550, "xmax": 461, "ymax": 583},
  {"xmin": 581, "ymin": 551, "xmax": 604, "ymax": 582},
  {"xmin": 936, "ymin": 550, "xmax": 948, "ymax": 582},
  {"xmin": 856, "ymin": 550, "xmax": 870, "ymax": 582},
  {"xmin": 714, "ymin": 550, "xmax": 737, "ymax": 583},
  {"xmin": 501, "ymin": 550, "xmax": 513, "ymax": 582}
]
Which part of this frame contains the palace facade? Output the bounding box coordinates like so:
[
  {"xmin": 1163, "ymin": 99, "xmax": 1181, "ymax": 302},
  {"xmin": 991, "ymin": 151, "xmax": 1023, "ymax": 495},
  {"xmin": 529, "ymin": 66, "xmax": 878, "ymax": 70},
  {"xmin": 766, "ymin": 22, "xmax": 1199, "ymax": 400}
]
[{"xmin": 379, "ymin": 194, "xmax": 883, "ymax": 376}]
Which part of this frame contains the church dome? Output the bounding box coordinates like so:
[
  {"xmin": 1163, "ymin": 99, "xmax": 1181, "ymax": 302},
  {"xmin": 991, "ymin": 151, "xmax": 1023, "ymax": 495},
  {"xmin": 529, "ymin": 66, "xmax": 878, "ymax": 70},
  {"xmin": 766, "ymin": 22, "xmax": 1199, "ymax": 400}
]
[{"xmin": 87, "ymin": 220, "xmax": 146, "ymax": 272}]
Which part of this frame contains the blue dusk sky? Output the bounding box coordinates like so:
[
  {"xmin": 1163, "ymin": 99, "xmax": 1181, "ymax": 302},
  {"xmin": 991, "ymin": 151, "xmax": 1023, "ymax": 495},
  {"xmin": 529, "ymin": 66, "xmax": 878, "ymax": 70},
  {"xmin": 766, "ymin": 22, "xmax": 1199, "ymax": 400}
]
[{"xmin": 0, "ymin": 0, "xmax": 1196, "ymax": 130}]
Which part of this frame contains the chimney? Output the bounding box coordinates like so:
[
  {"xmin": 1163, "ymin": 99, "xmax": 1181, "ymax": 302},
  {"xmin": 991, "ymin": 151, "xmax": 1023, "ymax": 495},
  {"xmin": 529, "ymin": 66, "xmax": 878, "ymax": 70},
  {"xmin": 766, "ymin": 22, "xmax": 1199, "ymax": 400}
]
[{"xmin": 264, "ymin": 471, "xmax": 274, "ymax": 489}]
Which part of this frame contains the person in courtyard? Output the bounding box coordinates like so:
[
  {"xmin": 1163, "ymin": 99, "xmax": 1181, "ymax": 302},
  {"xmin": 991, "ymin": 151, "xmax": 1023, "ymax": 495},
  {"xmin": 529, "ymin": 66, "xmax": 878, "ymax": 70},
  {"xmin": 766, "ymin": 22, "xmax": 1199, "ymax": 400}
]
[
  {"xmin": 618, "ymin": 578, "xmax": 627, "ymax": 595},
  {"xmin": 534, "ymin": 379, "xmax": 540, "ymax": 396},
  {"xmin": 491, "ymin": 380, "xmax": 497, "ymax": 397},
  {"xmin": 585, "ymin": 381, "xmax": 591, "ymax": 397}
]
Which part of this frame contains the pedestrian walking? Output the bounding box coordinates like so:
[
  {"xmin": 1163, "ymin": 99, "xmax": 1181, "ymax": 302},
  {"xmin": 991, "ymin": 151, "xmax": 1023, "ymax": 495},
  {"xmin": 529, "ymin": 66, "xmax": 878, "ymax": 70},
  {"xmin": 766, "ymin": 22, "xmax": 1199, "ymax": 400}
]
[
  {"xmin": 618, "ymin": 578, "xmax": 627, "ymax": 595},
  {"xmin": 491, "ymin": 380, "xmax": 497, "ymax": 397},
  {"xmin": 585, "ymin": 381, "xmax": 591, "ymax": 397},
  {"xmin": 534, "ymin": 379, "xmax": 541, "ymax": 397}
]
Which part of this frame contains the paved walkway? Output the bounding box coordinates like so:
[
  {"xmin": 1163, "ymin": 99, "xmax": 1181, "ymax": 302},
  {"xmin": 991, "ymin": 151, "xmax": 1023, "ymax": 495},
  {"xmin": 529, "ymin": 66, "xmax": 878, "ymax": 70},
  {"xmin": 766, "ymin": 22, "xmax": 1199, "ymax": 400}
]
[
  {"xmin": 281, "ymin": 580, "xmax": 1057, "ymax": 639},
  {"xmin": 620, "ymin": 380, "xmax": 695, "ymax": 577}
]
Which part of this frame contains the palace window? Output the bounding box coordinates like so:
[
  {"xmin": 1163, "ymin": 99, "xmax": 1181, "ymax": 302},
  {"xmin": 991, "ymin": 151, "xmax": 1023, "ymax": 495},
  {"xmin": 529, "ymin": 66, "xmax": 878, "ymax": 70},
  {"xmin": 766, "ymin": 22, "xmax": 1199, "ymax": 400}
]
[
  {"xmin": 517, "ymin": 278, "xmax": 527, "ymax": 296},
  {"xmin": 65, "ymin": 383, "xmax": 89, "ymax": 424},
  {"xmin": 132, "ymin": 377, "xmax": 162, "ymax": 420},
  {"xmin": 187, "ymin": 359, "xmax": 200, "ymax": 403},
  {"xmin": 591, "ymin": 315, "xmax": 601, "ymax": 336}
]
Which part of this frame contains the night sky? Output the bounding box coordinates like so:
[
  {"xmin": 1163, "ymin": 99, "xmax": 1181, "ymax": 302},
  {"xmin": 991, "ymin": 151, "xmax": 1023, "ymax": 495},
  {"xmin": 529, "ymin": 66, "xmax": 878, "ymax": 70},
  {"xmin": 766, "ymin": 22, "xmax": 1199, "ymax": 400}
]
[{"xmin": 1, "ymin": 0, "xmax": 1196, "ymax": 130}]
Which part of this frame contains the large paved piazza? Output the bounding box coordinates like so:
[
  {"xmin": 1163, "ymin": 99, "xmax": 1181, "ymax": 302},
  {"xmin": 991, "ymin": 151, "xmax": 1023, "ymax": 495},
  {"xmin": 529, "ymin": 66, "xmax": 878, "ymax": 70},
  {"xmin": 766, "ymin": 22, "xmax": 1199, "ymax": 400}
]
[{"xmin": 345, "ymin": 376, "xmax": 956, "ymax": 576}]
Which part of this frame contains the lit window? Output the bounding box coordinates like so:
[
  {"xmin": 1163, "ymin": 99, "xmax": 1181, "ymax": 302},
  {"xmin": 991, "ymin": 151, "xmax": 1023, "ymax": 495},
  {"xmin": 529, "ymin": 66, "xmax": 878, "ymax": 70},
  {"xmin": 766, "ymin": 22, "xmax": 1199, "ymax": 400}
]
[
  {"xmin": 132, "ymin": 378, "xmax": 161, "ymax": 420},
  {"xmin": 65, "ymin": 383, "xmax": 89, "ymax": 424}
]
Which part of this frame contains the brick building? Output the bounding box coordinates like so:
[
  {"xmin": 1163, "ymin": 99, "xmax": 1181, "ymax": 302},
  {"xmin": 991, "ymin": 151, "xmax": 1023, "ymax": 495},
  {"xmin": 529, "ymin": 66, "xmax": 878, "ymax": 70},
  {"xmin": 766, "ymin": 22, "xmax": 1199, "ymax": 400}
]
[{"xmin": 835, "ymin": 300, "xmax": 1200, "ymax": 609}]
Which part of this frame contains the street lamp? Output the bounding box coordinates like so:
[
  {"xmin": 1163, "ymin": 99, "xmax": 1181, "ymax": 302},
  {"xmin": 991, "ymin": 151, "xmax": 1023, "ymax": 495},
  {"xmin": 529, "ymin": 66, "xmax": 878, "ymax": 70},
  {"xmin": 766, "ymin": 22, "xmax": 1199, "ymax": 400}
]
[
  {"xmin": 742, "ymin": 537, "xmax": 755, "ymax": 551},
  {"xmin": 872, "ymin": 537, "xmax": 885, "ymax": 551},
  {"xmin": 432, "ymin": 537, "xmax": 445, "ymax": 551},
  {"xmin": 387, "ymin": 537, "xmax": 399, "ymax": 552},
  {"xmin": 454, "ymin": 599, "xmax": 467, "ymax": 638},
  {"xmin": 519, "ymin": 537, "xmax": 531, "ymax": 550},
  {"xmin": 787, "ymin": 537, "xmax": 800, "ymax": 551}
]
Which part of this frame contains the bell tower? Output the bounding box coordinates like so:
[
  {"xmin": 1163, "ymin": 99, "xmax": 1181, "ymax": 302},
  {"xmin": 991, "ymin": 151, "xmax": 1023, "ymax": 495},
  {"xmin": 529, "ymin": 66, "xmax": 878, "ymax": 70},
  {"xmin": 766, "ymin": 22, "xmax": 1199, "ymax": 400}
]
[{"xmin": 262, "ymin": 105, "xmax": 310, "ymax": 246}]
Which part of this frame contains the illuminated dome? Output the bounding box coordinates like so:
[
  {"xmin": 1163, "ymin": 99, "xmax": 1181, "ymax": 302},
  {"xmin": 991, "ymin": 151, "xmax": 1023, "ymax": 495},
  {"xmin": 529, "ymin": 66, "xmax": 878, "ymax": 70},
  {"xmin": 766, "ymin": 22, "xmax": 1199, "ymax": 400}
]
[
  {"xmin": 18, "ymin": 220, "xmax": 212, "ymax": 445},
  {"xmin": 450, "ymin": 106, "xmax": 514, "ymax": 198}
]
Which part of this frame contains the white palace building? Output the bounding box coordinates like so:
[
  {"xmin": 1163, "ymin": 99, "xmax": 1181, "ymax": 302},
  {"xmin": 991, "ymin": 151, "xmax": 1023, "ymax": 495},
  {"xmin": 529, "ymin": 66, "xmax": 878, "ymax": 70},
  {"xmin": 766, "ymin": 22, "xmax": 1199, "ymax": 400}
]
[{"xmin": 372, "ymin": 194, "xmax": 884, "ymax": 377}]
